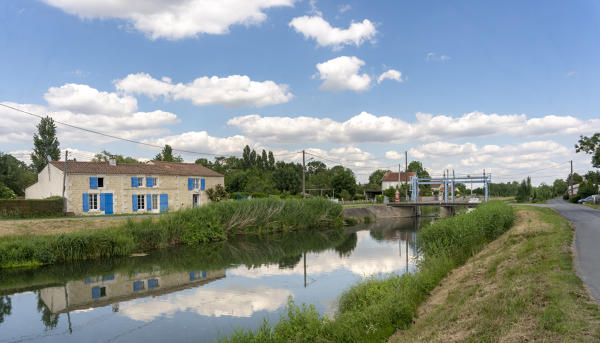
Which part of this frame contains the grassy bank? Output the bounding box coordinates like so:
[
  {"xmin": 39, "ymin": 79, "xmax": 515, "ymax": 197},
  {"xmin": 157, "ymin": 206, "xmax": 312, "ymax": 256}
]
[
  {"xmin": 0, "ymin": 198, "xmax": 343, "ymax": 268},
  {"xmin": 220, "ymin": 201, "xmax": 515, "ymax": 342},
  {"xmin": 391, "ymin": 206, "xmax": 600, "ymax": 342}
]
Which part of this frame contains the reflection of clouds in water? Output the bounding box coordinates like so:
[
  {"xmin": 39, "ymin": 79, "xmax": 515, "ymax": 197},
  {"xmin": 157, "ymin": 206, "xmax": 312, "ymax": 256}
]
[
  {"xmin": 120, "ymin": 285, "xmax": 291, "ymax": 322},
  {"xmin": 230, "ymin": 231, "xmax": 416, "ymax": 279}
]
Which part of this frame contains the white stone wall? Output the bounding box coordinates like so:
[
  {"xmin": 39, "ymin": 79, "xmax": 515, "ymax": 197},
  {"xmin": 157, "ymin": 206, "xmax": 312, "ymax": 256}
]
[{"xmin": 25, "ymin": 164, "xmax": 64, "ymax": 199}]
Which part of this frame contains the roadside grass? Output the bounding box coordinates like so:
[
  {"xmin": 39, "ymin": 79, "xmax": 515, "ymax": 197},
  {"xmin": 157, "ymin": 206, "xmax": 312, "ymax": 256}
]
[
  {"xmin": 0, "ymin": 198, "xmax": 343, "ymax": 268},
  {"xmin": 390, "ymin": 206, "xmax": 600, "ymax": 342},
  {"xmin": 219, "ymin": 201, "xmax": 515, "ymax": 343},
  {"xmin": 583, "ymin": 203, "xmax": 600, "ymax": 210}
]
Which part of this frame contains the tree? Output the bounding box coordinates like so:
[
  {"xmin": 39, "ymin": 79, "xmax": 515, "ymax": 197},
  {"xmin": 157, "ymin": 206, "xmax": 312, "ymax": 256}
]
[
  {"xmin": 578, "ymin": 181, "xmax": 599, "ymax": 198},
  {"xmin": 552, "ymin": 179, "xmax": 568, "ymax": 196},
  {"xmin": 307, "ymin": 161, "xmax": 327, "ymax": 175},
  {"xmin": 0, "ymin": 153, "xmax": 37, "ymax": 196},
  {"xmin": 516, "ymin": 179, "xmax": 530, "ymax": 202},
  {"xmin": 368, "ymin": 169, "xmax": 390, "ymax": 189},
  {"xmin": 0, "ymin": 296, "xmax": 11, "ymax": 324},
  {"xmin": 576, "ymin": 133, "xmax": 600, "ymax": 168},
  {"xmin": 268, "ymin": 151, "xmax": 275, "ymax": 170},
  {"xmin": 407, "ymin": 161, "xmax": 430, "ymax": 178},
  {"xmin": 206, "ymin": 184, "xmax": 228, "ymax": 202},
  {"xmin": 0, "ymin": 183, "xmax": 17, "ymax": 199},
  {"xmin": 155, "ymin": 145, "xmax": 183, "ymax": 162},
  {"xmin": 31, "ymin": 116, "xmax": 60, "ymax": 173},
  {"xmin": 194, "ymin": 158, "xmax": 212, "ymax": 168},
  {"xmin": 93, "ymin": 150, "xmax": 140, "ymax": 164},
  {"xmin": 272, "ymin": 162, "xmax": 302, "ymax": 194},
  {"xmin": 331, "ymin": 166, "xmax": 356, "ymax": 196}
]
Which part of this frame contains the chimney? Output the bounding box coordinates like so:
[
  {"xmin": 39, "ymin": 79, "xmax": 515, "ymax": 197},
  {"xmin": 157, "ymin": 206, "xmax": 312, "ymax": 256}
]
[{"xmin": 109, "ymin": 156, "xmax": 117, "ymax": 166}]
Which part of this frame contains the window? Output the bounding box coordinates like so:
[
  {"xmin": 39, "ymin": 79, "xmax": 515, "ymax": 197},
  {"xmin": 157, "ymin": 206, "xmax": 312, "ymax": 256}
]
[
  {"xmin": 152, "ymin": 194, "xmax": 158, "ymax": 210},
  {"xmin": 138, "ymin": 177, "xmax": 144, "ymax": 187},
  {"xmin": 92, "ymin": 286, "xmax": 106, "ymax": 299},
  {"xmin": 152, "ymin": 177, "xmax": 158, "ymax": 187},
  {"xmin": 148, "ymin": 278, "xmax": 160, "ymax": 289},
  {"xmin": 137, "ymin": 194, "xmax": 145, "ymax": 210},
  {"xmin": 89, "ymin": 194, "xmax": 98, "ymax": 210},
  {"xmin": 97, "ymin": 177, "xmax": 104, "ymax": 188},
  {"xmin": 192, "ymin": 178, "xmax": 200, "ymax": 189},
  {"xmin": 133, "ymin": 280, "xmax": 145, "ymax": 292}
]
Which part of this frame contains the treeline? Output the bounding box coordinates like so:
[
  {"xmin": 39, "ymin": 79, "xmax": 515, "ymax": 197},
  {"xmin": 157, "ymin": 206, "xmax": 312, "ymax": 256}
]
[{"xmin": 195, "ymin": 146, "xmax": 358, "ymax": 199}]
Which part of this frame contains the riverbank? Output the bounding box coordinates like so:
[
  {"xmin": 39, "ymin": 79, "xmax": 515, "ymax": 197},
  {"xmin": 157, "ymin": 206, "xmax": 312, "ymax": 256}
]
[
  {"xmin": 390, "ymin": 206, "xmax": 600, "ymax": 342},
  {"xmin": 0, "ymin": 198, "xmax": 343, "ymax": 268},
  {"xmin": 220, "ymin": 201, "xmax": 515, "ymax": 342}
]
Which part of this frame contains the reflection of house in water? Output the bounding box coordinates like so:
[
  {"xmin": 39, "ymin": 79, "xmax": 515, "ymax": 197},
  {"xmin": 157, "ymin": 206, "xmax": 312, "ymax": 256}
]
[{"xmin": 40, "ymin": 268, "xmax": 226, "ymax": 314}]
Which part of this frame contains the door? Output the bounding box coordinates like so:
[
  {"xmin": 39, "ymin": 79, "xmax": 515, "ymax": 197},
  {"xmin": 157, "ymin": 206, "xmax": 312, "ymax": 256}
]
[
  {"xmin": 104, "ymin": 193, "xmax": 114, "ymax": 215},
  {"xmin": 192, "ymin": 194, "xmax": 200, "ymax": 207}
]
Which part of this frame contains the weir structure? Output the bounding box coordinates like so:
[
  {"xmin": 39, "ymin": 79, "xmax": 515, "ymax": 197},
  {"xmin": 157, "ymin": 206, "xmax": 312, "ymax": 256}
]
[{"xmin": 388, "ymin": 172, "xmax": 492, "ymax": 217}]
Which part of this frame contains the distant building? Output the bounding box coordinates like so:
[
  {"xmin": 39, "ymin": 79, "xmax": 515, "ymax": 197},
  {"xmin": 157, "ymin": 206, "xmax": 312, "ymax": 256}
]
[
  {"xmin": 25, "ymin": 158, "xmax": 224, "ymax": 215},
  {"xmin": 381, "ymin": 171, "xmax": 416, "ymax": 190}
]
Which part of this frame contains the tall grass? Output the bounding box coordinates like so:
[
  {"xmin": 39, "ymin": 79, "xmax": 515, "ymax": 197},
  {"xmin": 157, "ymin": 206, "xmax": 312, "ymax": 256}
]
[
  {"xmin": 0, "ymin": 198, "xmax": 343, "ymax": 268},
  {"xmin": 220, "ymin": 201, "xmax": 515, "ymax": 343}
]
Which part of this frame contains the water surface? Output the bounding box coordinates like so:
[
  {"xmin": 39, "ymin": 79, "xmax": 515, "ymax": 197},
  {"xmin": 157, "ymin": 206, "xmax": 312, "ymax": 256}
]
[{"xmin": 0, "ymin": 218, "xmax": 426, "ymax": 343}]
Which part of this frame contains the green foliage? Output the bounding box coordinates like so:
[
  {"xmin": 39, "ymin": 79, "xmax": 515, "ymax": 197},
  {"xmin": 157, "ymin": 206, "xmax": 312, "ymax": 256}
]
[
  {"xmin": 375, "ymin": 195, "xmax": 384, "ymax": 203},
  {"xmin": 339, "ymin": 189, "xmax": 351, "ymax": 201},
  {"xmin": 553, "ymin": 179, "xmax": 568, "ymax": 196},
  {"xmin": 515, "ymin": 179, "xmax": 530, "ymax": 202},
  {"xmin": 206, "ymin": 184, "xmax": 228, "ymax": 202},
  {"xmin": 383, "ymin": 186, "xmax": 397, "ymax": 198},
  {"xmin": 569, "ymin": 195, "xmax": 581, "ymax": 203},
  {"xmin": 222, "ymin": 201, "xmax": 515, "ymax": 343},
  {"xmin": 577, "ymin": 181, "xmax": 599, "ymax": 198},
  {"xmin": 0, "ymin": 198, "xmax": 343, "ymax": 268},
  {"xmin": 0, "ymin": 296, "xmax": 11, "ymax": 324},
  {"xmin": 575, "ymin": 133, "xmax": 600, "ymax": 168},
  {"xmin": 154, "ymin": 145, "xmax": 183, "ymax": 162},
  {"xmin": 0, "ymin": 153, "xmax": 37, "ymax": 196},
  {"xmin": 92, "ymin": 150, "xmax": 140, "ymax": 164},
  {"xmin": 407, "ymin": 161, "xmax": 430, "ymax": 178},
  {"xmin": 367, "ymin": 169, "xmax": 390, "ymax": 190},
  {"xmin": 0, "ymin": 198, "xmax": 63, "ymax": 218},
  {"xmin": 31, "ymin": 116, "xmax": 60, "ymax": 173},
  {"xmin": 0, "ymin": 183, "xmax": 17, "ymax": 200}
]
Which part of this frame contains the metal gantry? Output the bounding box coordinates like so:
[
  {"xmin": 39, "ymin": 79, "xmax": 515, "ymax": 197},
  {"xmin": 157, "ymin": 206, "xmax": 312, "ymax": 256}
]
[{"xmin": 410, "ymin": 173, "xmax": 492, "ymax": 203}]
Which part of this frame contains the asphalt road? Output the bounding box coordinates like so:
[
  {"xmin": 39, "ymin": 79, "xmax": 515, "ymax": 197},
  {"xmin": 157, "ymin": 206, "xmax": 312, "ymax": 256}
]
[{"xmin": 543, "ymin": 198, "xmax": 600, "ymax": 303}]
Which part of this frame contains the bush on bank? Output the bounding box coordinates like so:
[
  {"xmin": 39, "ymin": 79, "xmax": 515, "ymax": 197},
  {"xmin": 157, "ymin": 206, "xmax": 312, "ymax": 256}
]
[
  {"xmin": 220, "ymin": 201, "xmax": 515, "ymax": 343},
  {"xmin": 0, "ymin": 197, "xmax": 343, "ymax": 268}
]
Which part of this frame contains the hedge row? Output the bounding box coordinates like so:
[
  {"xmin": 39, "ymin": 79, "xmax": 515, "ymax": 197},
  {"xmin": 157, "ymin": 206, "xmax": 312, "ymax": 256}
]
[{"xmin": 0, "ymin": 198, "xmax": 63, "ymax": 218}]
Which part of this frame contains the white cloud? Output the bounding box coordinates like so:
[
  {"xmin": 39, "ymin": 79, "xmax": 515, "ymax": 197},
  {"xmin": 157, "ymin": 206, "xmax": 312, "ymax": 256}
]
[
  {"xmin": 315, "ymin": 56, "xmax": 371, "ymax": 92},
  {"xmin": 42, "ymin": 0, "xmax": 295, "ymax": 40},
  {"xmin": 377, "ymin": 69, "xmax": 402, "ymax": 84},
  {"xmin": 338, "ymin": 4, "xmax": 351, "ymax": 13},
  {"xmin": 120, "ymin": 285, "xmax": 291, "ymax": 321},
  {"xmin": 425, "ymin": 52, "xmax": 451, "ymax": 62},
  {"xmin": 228, "ymin": 111, "xmax": 600, "ymax": 144},
  {"xmin": 148, "ymin": 131, "xmax": 256, "ymax": 156},
  {"xmin": 289, "ymin": 16, "xmax": 376, "ymax": 49},
  {"xmin": 45, "ymin": 83, "xmax": 138, "ymax": 115},
  {"xmin": 115, "ymin": 73, "xmax": 293, "ymax": 108}
]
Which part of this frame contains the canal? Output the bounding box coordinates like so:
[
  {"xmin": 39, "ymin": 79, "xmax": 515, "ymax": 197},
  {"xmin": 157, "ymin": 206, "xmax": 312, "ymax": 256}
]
[{"xmin": 0, "ymin": 217, "xmax": 428, "ymax": 343}]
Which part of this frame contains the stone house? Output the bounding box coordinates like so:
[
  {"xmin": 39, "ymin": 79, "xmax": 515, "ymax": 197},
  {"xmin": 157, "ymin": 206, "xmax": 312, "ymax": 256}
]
[
  {"xmin": 25, "ymin": 158, "xmax": 224, "ymax": 215},
  {"xmin": 381, "ymin": 171, "xmax": 416, "ymax": 190}
]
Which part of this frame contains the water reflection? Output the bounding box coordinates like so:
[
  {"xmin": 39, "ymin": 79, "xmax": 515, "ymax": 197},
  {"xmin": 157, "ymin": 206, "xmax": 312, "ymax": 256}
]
[{"xmin": 0, "ymin": 218, "xmax": 424, "ymax": 343}]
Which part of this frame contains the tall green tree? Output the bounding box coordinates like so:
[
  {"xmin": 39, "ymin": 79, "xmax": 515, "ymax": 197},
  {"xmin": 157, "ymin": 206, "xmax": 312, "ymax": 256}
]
[
  {"xmin": 0, "ymin": 153, "xmax": 37, "ymax": 196},
  {"xmin": 575, "ymin": 133, "xmax": 600, "ymax": 168},
  {"xmin": 331, "ymin": 166, "xmax": 356, "ymax": 196},
  {"xmin": 407, "ymin": 161, "xmax": 430, "ymax": 178},
  {"xmin": 368, "ymin": 169, "xmax": 390, "ymax": 190},
  {"xmin": 155, "ymin": 145, "xmax": 183, "ymax": 162},
  {"xmin": 31, "ymin": 116, "xmax": 60, "ymax": 172},
  {"xmin": 93, "ymin": 150, "xmax": 140, "ymax": 164},
  {"xmin": 552, "ymin": 179, "xmax": 568, "ymax": 195}
]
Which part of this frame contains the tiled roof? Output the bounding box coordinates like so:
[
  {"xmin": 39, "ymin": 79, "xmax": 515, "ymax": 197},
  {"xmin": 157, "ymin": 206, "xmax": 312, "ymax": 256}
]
[
  {"xmin": 381, "ymin": 171, "xmax": 416, "ymax": 182},
  {"xmin": 50, "ymin": 161, "xmax": 223, "ymax": 177}
]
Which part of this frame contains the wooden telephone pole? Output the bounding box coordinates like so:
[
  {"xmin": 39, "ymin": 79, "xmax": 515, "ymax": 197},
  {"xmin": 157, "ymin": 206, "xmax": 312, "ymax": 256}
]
[{"xmin": 302, "ymin": 150, "xmax": 306, "ymax": 197}]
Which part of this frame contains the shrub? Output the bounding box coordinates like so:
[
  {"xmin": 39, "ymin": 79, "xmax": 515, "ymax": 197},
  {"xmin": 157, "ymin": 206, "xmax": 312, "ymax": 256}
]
[
  {"xmin": 206, "ymin": 184, "xmax": 228, "ymax": 202},
  {"xmin": 0, "ymin": 183, "xmax": 17, "ymax": 200},
  {"xmin": 353, "ymin": 194, "xmax": 366, "ymax": 201},
  {"xmin": 563, "ymin": 193, "xmax": 569, "ymax": 200},
  {"xmin": 569, "ymin": 195, "xmax": 581, "ymax": 203},
  {"xmin": 375, "ymin": 195, "xmax": 384, "ymax": 203},
  {"xmin": 0, "ymin": 198, "xmax": 63, "ymax": 218}
]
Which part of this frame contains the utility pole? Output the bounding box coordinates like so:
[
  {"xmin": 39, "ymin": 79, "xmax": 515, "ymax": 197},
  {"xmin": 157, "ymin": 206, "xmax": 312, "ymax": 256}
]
[
  {"xmin": 570, "ymin": 160, "xmax": 573, "ymax": 196},
  {"xmin": 404, "ymin": 151, "xmax": 408, "ymax": 200},
  {"xmin": 62, "ymin": 150, "xmax": 68, "ymax": 215},
  {"xmin": 302, "ymin": 150, "xmax": 306, "ymax": 197}
]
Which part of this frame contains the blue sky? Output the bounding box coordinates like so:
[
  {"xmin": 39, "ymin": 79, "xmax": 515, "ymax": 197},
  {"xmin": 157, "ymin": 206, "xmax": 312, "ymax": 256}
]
[{"xmin": 1, "ymin": 0, "xmax": 599, "ymax": 183}]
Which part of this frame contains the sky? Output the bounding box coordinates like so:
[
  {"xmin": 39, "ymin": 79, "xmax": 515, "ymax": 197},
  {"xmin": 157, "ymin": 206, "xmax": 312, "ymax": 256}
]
[{"xmin": 1, "ymin": 0, "xmax": 599, "ymax": 184}]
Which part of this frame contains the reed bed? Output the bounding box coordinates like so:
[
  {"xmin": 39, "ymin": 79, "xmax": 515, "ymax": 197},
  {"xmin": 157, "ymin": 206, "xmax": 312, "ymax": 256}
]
[{"xmin": 0, "ymin": 198, "xmax": 343, "ymax": 268}]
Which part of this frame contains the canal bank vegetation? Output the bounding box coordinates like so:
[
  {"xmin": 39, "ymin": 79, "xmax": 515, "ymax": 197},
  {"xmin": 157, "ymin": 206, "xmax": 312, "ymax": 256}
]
[
  {"xmin": 0, "ymin": 198, "xmax": 343, "ymax": 268},
  {"xmin": 390, "ymin": 206, "xmax": 600, "ymax": 342},
  {"xmin": 220, "ymin": 201, "xmax": 516, "ymax": 343}
]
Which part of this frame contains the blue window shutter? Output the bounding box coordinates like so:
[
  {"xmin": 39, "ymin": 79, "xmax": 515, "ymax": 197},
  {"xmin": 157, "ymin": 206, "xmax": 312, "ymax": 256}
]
[
  {"xmin": 131, "ymin": 177, "xmax": 138, "ymax": 188},
  {"xmin": 189, "ymin": 271, "xmax": 195, "ymax": 281},
  {"xmin": 160, "ymin": 194, "xmax": 168, "ymax": 212},
  {"xmin": 90, "ymin": 177, "xmax": 98, "ymax": 189},
  {"xmin": 201, "ymin": 178, "xmax": 205, "ymax": 191},
  {"xmin": 146, "ymin": 194, "xmax": 151, "ymax": 211},
  {"xmin": 100, "ymin": 193, "xmax": 105, "ymax": 211},
  {"xmin": 92, "ymin": 286, "xmax": 101, "ymax": 299},
  {"xmin": 148, "ymin": 279, "xmax": 155, "ymax": 289},
  {"xmin": 133, "ymin": 281, "xmax": 141, "ymax": 292},
  {"xmin": 146, "ymin": 177, "xmax": 153, "ymax": 187},
  {"xmin": 202, "ymin": 271, "xmax": 206, "ymax": 278},
  {"xmin": 188, "ymin": 178, "xmax": 193, "ymax": 190},
  {"xmin": 132, "ymin": 194, "xmax": 138, "ymax": 211},
  {"xmin": 83, "ymin": 193, "xmax": 89, "ymax": 212}
]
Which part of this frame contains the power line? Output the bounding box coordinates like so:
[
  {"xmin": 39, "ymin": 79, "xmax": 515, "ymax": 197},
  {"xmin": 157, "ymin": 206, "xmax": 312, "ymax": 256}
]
[{"xmin": 0, "ymin": 103, "xmax": 296, "ymax": 161}]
